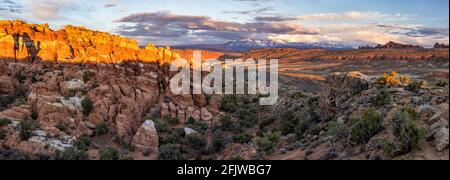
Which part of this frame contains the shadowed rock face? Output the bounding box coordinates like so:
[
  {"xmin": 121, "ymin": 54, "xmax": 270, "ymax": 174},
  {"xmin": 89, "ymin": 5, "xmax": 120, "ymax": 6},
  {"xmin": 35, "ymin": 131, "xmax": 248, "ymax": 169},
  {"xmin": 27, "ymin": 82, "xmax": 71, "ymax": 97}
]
[{"xmin": 0, "ymin": 20, "xmax": 180, "ymax": 64}]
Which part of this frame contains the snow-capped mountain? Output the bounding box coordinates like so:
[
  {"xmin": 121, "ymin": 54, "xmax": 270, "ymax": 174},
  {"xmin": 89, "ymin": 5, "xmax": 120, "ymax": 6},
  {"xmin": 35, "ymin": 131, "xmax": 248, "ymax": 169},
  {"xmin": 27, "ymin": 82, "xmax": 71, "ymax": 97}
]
[
  {"xmin": 224, "ymin": 39, "xmax": 353, "ymax": 51},
  {"xmin": 173, "ymin": 39, "xmax": 353, "ymax": 52}
]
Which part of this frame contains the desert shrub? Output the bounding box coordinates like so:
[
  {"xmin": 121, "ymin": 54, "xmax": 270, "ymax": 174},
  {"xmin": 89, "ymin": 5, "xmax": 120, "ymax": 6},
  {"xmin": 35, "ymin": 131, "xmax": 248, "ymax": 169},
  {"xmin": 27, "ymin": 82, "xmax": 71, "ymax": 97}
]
[
  {"xmin": 15, "ymin": 72, "xmax": 27, "ymax": 83},
  {"xmin": 19, "ymin": 118, "xmax": 38, "ymax": 141},
  {"xmin": 435, "ymin": 80, "xmax": 448, "ymax": 87},
  {"xmin": 30, "ymin": 105, "xmax": 39, "ymax": 120},
  {"xmin": 370, "ymin": 89, "xmax": 391, "ymax": 107},
  {"xmin": 233, "ymin": 133, "xmax": 253, "ymax": 144},
  {"xmin": 114, "ymin": 136, "xmax": 136, "ymax": 152},
  {"xmin": 56, "ymin": 122, "xmax": 67, "ymax": 132},
  {"xmin": 382, "ymin": 140, "xmax": 398, "ymax": 158},
  {"xmin": 397, "ymin": 121, "xmax": 424, "ymax": 153},
  {"xmin": 95, "ymin": 122, "xmax": 109, "ymax": 136},
  {"xmin": 160, "ymin": 129, "xmax": 183, "ymax": 145},
  {"xmin": 328, "ymin": 121, "xmax": 350, "ymax": 143},
  {"xmin": 350, "ymin": 109, "xmax": 384, "ymax": 145},
  {"xmin": 81, "ymin": 97, "xmax": 93, "ymax": 117},
  {"xmin": 392, "ymin": 109, "xmax": 424, "ymax": 153},
  {"xmin": 0, "ymin": 95, "xmax": 16, "ymax": 111},
  {"xmin": 74, "ymin": 135, "xmax": 90, "ymax": 152},
  {"xmin": 405, "ymin": 80, "xmax": 427, "ymax": 92},
  {"xmin": 186, "ymin": 120, "xmax": 209, "ymax": 134},
  {"xmin": 212, "ymin": 131, "xmax": 226, "ymax": 151},
  {"xmin": 0, "ymin": 150, "xmax": 29, "ymax": 160},
  {"xmin": 187, "ymin": 117, "xmax": 196, "ymax": 124},
  {"xmin": 237, "ymin": 108, "xmax": 259, "ymax": 128},
  {"xmin": 0, "ymin": 130, "xmax": 6, "ymax": 140},
  {"xmin": 221, "ymin": 95, "xmax": 238, "ymax": 113},
  {"xmin": 82, "ymin": 71, "xmax": 90, "ymax": 83},
  {"xmin": 99, "ymin": 148, "xmax": 119, "ymax": 160},
  {"xmin": 259, "ymin": 117, "xmax": 276, "ymax": 129},
  {"xmin": 91, "ymin": 80, "xmax": 100, "ymax": 89},
  {"xmin": 0, "ymin": 119, "xmax": 12, "ymax": 126},
  {"xmin": 377, "ymin": 72, "xmax": 400, "ymax": 87},
  {"xmin": 158, "ymin": 144, "xmax": 185, "ymax": 160},
  {"xmin": 294, "ymin": 115, "xmax": 320, "ymax": 140},
  {"xmin": 164, "ymin": 116, "xmax": 179, "ymax": 125},
  {"xmin": 154, "ymin": 120, "xmax": 169, "ymax": 133},
  {"xmin": 399, "ymin": 75, "xmax": 413, "ymax": 85},
  {"xmin": 56, "ymin": 148, "xmax": 87, "ymax": 160},
  {"xmin": 281, "ymin": 110, "xmax": 298, "ymax": 135},
  {"xmin": 186, "ymin": 133, "xmax": 207, "ymax": 151},
  {"xmin": 219, "ymin": 115, "xmax": 235, "ymax": 132},
  {"xmin": 253, "ymin": 131, "xmax": 281, "ymax": 154}
]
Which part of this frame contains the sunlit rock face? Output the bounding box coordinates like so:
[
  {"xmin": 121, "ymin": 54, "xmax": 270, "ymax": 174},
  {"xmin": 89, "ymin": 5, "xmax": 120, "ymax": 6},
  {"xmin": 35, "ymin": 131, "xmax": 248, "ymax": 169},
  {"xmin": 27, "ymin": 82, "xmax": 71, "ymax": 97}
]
[{"xmin": 0, "ymin": 20, "xmax": 177, "ymax": 64}]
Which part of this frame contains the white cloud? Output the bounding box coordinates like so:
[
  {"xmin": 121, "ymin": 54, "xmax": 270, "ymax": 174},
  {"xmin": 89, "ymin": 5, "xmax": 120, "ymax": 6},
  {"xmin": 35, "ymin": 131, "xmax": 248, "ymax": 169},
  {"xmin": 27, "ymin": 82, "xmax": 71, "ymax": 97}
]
[
  {"xmin": 24, "ymin": 0, "xmax": 75, "ymax": 20},
  {"xmin": 297, "ymin": 11, "xmax": 413, "ymax": 21}
]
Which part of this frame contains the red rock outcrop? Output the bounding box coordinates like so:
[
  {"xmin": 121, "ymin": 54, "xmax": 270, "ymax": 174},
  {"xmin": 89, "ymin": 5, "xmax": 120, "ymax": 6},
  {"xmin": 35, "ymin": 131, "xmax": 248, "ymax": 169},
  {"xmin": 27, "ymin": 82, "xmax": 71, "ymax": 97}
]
[{"xmin": 0, "ymin": 20, "xmax": 179, "ymax": 64}]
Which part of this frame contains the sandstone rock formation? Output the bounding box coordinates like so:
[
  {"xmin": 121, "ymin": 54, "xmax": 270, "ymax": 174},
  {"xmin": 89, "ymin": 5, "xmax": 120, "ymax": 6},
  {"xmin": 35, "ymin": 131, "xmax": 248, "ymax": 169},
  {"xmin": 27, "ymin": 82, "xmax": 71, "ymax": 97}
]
[
  {"xmin": 0, "ymin": 20, "xmax": 179, "ymax": 64},
  {"xmin": 132, "ymin": 120, "xmax": 159, "ymax": 153},
  {"xmin": 434, "ymin": 43, "xmax": 449, "ymax": 49}
]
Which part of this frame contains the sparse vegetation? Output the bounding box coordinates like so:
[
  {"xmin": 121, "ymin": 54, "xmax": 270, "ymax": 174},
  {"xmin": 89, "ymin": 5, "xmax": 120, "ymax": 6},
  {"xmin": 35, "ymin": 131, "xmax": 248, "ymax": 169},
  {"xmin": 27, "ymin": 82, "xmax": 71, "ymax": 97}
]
[
  {"xmin": 219, "ymin": 115, "xmax": 234, "ymax": 132},
  {"xmin": 19, "ymin": 118, "xmax": 38, "ymax": 141},
  {"xmin": 0, "ymin": 119, "xmax": 12, "ymax": 126},
  {"xmin": 328, "ymin": 120, "xmax": 350, "ymax": 143},
  {"xmin": 92, "ymin": 80, "xmax": 100, "ymax": 89},
  {"xmin": 392, "ymin": 108, "xmax": 424, "ymax": 153},
  {"xmin": 95, "ymin": 122, "xmax": 109, "ymax": 136},
  {"xmin": 56, "ymin": 148, "xmax": 87, "ymax": 160},
  {"xmin": 186, "ymin": 120, "xmax": 209, "ymax": 134},
  {"xmin": 233, "ymin": 133, "xmax": 253, "ymax": 144},
  {"xmin": 158, "ymin": 144, "xmax": 185, "ymax": 160},
  {"xmin": 154, "ymin": 119, "xmax": 169, "ymax": 133},
  {"xmin": 81, "ymin": 97, "xmax": 93, "ymax": 117},
  {"xmin": 82, "ymin": 71, "xmax": 90, "ymax": 83},
  {"xmin": 164, "ymin": 116, "xmax": 180, "ymax": 125},
  {"xmin": 370, "ymin": 89, "xmax": 391, "ymax": 107},
  {"xmin": 186, "ymin": 133, "xmax": 207, "ymax": 151},
  {"xmin": 350, "ymin": 109, "xmax": 384, "ymax": 145},
  {"xmin": 405, "ymin": 80, "xmax": 427, "ymax": 92},
  {"xmin": 377, "ymin": 72, "xmax": 400, "ymax": 87},
  {"xmin": 221, "ymin": 95, "xmax": 238, "ymax": 113},
  {"xmin": 281, "ymin": 110, "xmax": 298, "ymax": 135},
  {"xmin": 15, "ymin": 71, "xmax": 27, "ymax": 83},
  {"xmin": 0, "ymin": 95, "xmax": 16, "ymax": 111},
  {"xmin": 74, "ymin": 135, "xmax": 90, "ymax": 152},
  {"xmin": 253, "ymin": 131, "xmax": 281, "ymax": 154},
  {"xmin": 99, "ymin": 148, "xmax": 119, "ymax": 160},
  {"xmin": 435, "ymin": 80, "xmax": 448, "ymax": 87},
  {"xmin": 237, "ymin": 107, "xmax": 259, "ymax": 128},
  {"xmin": 0, "ymin": 130, "xmax": 6, "ymax": 140},
  {"xmin": 56, "ymin": 122, "xmax": 67, "ymax": 132}
]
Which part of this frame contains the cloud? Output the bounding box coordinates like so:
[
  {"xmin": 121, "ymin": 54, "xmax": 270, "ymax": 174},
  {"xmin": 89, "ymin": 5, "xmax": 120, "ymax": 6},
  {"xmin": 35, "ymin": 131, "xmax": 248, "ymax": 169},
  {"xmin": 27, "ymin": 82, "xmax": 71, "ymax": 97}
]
[
  {"xmin": 104, "ymin": 4, "xmax": 117, "ymax": 8},
  {"xmin": 298, "ymin": 11, "xmax": 413, "ymax": 21},
  {"xmin": 254, "ymin": 15, "xmax": 297, "ymax": 22},
  {"xmin": 115, "ymin": 11, "xmax": 320, "ymax": 45},
  {"xmin": 24, "ymin": 0, "xmax": 75, "ymax": 20},
  {"xmin": 0, "ymin": 0, "xmax": 22, "ymax": 13},
  {"xmin": 222, "ymin": 7, "xmax": 274, "ymax": 15}
]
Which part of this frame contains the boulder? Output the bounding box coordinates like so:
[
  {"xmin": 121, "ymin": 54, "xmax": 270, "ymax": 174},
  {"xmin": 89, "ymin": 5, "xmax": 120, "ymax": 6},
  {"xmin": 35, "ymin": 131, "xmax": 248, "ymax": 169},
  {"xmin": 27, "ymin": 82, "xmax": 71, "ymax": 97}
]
[
  {"xmin": 132, "ymin": 120, "xmax": 159, "ymax": 153},
  {"xmin": 201, "ymin": 107, "xmax": 213, "ymax": 121},
  {"xmin": 0, "ymin": 76, "xmax": 18, "ymax": 94}
]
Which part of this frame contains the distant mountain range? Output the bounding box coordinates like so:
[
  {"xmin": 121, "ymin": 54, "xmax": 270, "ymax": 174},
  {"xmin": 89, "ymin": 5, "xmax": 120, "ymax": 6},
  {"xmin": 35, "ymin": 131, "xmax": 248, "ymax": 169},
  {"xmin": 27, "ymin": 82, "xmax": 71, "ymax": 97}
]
[{"xmin": 173, "ymin": 39, "xmax": 354, "ymax": 52}]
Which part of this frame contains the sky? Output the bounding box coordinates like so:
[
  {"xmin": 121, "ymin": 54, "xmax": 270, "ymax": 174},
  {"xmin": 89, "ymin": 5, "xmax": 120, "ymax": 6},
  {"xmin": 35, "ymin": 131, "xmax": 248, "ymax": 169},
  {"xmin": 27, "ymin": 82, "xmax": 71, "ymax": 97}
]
[{"xmin": 1, "ymin": 0, "xmax": 449, "ymax": 47}]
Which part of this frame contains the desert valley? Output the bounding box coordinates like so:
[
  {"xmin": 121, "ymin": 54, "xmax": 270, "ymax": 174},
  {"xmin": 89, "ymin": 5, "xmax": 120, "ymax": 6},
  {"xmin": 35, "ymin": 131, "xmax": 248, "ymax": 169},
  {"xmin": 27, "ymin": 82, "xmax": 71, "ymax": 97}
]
[{"xmin": 0, "ymin": 19, "xmax": 448, "ymax": 160}]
